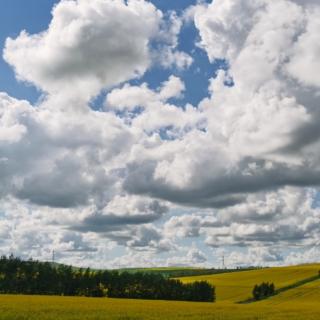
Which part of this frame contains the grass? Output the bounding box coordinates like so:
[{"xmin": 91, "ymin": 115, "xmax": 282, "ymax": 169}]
[{"xmin": 1, "ymin": 264, "xmax": 320, "ymax": 320}]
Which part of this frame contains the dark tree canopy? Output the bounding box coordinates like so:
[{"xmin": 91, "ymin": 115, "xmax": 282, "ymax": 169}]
[
  {"xmin": 252, "ymin": 282, "xmax": 275, "ymax": 300},
  {"xmin": 0, "ymin": 255, "xmax": 215, "ymax": 302}
]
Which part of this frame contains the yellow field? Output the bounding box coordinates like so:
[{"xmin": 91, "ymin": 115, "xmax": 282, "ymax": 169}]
[
  {"xmin": 0, "ymin": 264, "xmax": 320, "ymax": 320},
  {"xmin": 180, "ymin": 264, "xmax": 320, "ymax": 302},
  {"xmin": 0, "ymin": 294, "xmax": 320, "ymax": 320},
  {"xmin": 264, "ymin": 277, "xmax": 320, "ymax": 304}
]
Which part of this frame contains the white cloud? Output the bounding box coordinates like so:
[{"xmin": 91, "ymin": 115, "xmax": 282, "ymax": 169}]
[
  {"xmin": 162, "ymin": 187, "xmax": 320, "ymax": 259},
  {"xmin": 226, "ymin": 247, "xmax": 283, "ymax": 267},
  {"xmin": 106, "ymin": 76, "xmax": 204, "ymax": 134},
  {"xmin": 159, "ymin": 75, "xmax": 185, "ymax": 101},
  {"xmin": 121, "ymin": 0, "xmax": 320, "ymax": 211},
  {"xmin": 4, "ymin": 0, "xmax": 162, "ymax": 101},
  {"xmin": 71, "ymin": 195, "xmax": 168, "ymax": 234},
  {"xmin": 164, "ymin": 213, "xmax": 221, "ymax": 239},
  {"xmin": 285, "ymin": 247, "xmax": 320, "ymax": 265},
  {"xmin": 154, "ymin": 11, "xmax": 193, "ymax": 70},
  {"xmin": 0, "ymin": 92, "xmax": 134, "ymax": 207},
  {"xmin": 0, "ymin": 93, "xmax": 29, "ymax": 143},
  {"xmin": 194, "ymin": 0, "xmax": 264, "ymax": 62},
  {"xmin": 166, "ymin": 245, "xmax": 207, "ymax": 267},
  {"xmin": 285, "ymin": 7, "xmax": 320, "ymax": 88},
  {"xmin": 1, "ymin": 0, "xmax": 320, "ymax": 267}
]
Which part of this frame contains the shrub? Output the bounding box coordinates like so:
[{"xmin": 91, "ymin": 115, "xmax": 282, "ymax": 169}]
[{"xmin": 252, "ymin": 282, "xmax": 275, "ymax": 300}]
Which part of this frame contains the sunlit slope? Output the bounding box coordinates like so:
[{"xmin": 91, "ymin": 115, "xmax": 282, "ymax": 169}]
[
  {"xmin": 263, "ymin": 277, "xmax": 320, "ymax": 305},
  {"xmin": 179, "ymin": 264, "xmax": 320, "ymax": 302}
]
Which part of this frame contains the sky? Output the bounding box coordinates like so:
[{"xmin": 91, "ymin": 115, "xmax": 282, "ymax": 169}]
[{"xmin": 0, "ymin": 0, "xmax": 320, "ymax": 269}]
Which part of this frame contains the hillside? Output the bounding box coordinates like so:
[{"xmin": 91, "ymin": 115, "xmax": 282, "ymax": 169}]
[
  {"xmin": 179, "ymin": 264, "xmax": 320, "ymax": 302},
  {"xmin": 263, "ymin": 276, "xmax": 320, "ymax": 305},
  {"xmin": 117, "ymin": 266, "xmax": 256, "ymax": 278},
  {"xmin": 1, "ymin": 263, "xmax": 320, "ymax": 319}
]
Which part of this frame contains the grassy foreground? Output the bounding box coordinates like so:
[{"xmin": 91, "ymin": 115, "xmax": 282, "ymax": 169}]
[
  {"xmin": 1, "ymin": 294, "xmax": 320, "ymax": 320},
  {"xmin": 1, "ymin": 264, "xmax": 320, "ymax": 320}
]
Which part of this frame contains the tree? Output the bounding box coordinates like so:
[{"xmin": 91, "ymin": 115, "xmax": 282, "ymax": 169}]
[
  {"xmin": 0, "ymin": 255, "xmax": 215, "ymax": 302},
  {"xmin": 252, "ymin": 282, "xmax": 275, "ymax": 300}
]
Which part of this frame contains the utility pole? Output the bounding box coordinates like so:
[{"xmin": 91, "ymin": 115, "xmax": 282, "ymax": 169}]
[
  {"xmin": 222, "ymin": 253, "xmax": 226, "ymax": 269},
  {"xmin": 52, "ymin": 250, "xmax": 55, "ymax": 264}
]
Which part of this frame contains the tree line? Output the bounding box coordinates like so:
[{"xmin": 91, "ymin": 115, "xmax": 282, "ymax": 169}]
[
  {"xmin": 0, "ymin": 255, "xmax": 215, "ymax": 302},
  {"xmin": 120, "ymin": 266, "xmax": 259, "ymax": 278}
]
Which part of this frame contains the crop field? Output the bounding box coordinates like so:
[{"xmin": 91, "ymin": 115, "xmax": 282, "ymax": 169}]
[
  {"xmin": 1, "ymin": 264, "xmax": 320, "ymax": 320},
  {"xmin": 179, "ymin": 263, "xmax": 320, "ymax": 302},
  {"xmin": 264, "ymin": 277, "xmax": 320, "ymax": 304}
]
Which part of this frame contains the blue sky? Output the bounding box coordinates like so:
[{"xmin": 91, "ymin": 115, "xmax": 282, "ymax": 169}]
[
  {"xmin": 1, "ymin": 0, "xmax": 320, "ymax": 268},
  {"xmin": 0, "ymin": 0, "xmax": 60, "ymax": 103},
  {"xmin": 0, "ymin": 0, "xmax": 221, "ymax": 107}
]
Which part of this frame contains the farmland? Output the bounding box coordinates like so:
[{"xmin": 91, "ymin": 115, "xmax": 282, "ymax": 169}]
[
  {"xmin": 0, "ymin": 293, "xmax": 319, "ymax": 320},
  {"xmin": 116, "ymin": 266, "xmax": 255, "ymax": 278},
  {"xmin": 0, "ymin": 264, "xmax": 320, "ymax": 320},
  {"xmin": 179, "ymin": 263, "xmax": 320, "ymax": 302}
]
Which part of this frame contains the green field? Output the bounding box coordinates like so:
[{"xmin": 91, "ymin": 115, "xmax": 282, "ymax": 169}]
[
  {"xmin": 116, "ymin": 266, "xmax": 252, "ymax": 278},
  {"xmin": 1, "ymin": 264, "xmax": 320, "ymax": 320}
]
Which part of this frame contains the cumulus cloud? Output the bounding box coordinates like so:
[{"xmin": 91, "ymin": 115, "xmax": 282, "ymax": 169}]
[
  {"xmin": 120, "ymin": 0, "xmax": 320, "ymax": 211},
  {"xmin": 226, "ymin": 247, "xmax": 284, "ymax": 267},
  {"xmin": 164, "ymin": 213, "xmax": 221, "ymax": 238},
  {"xmin": 166, "ymin": 245, "xmax": 207, "ymax": 267},
  {"xmin": 106, "ymin": 76, "xmax": 204, "ymax": 134},
  {"xmin": 4, "ymin": 0, "xmax": 163, "ymax": 101},
  {"xmin": 72, "ymin": 195, "xmax": 168, "ymax": 233},
  {"xmin": 1, "ymin": 0, "xmax": 320, "ymax": 267},
  {"xmin": 154, "ymin": 11, "xmax": 193, "ymax": 70},
  {"xmin": 165, "ymin": 187, "xmax": 320, "ymax": 253},
  {"xmin": 285, "ymin": 8, "xmax": 320, "ymax": 87},
  {"xmin": 0, "ymin": 92, "xmax": 132, "ymax": 208}
]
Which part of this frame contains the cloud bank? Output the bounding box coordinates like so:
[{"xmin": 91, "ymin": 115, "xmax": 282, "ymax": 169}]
[{"xmin": 1, "ymin": 0, "xmax": 320, "ymax": 268}]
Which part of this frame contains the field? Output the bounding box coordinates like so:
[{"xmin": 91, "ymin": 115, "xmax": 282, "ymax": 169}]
[
  {"xmin": 1, "ymin": 264, "xmax": 320, "ymax": 320},
  {"xmin": 116, "ymin": 266, "xmax": 250, "ymax": 278},
  {"xmin": 179, "ymin": 263, "xmax": 320, "ymax": 302}
]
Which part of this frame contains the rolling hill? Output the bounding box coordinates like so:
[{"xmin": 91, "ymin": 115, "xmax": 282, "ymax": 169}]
[
  {"xmin": 264, "ymin": 276, "xmax": 320, "ymax": 304},
  {"xmin": 179, "ymin": 263, "xmax": 320, "ymax": 302},
  {"xmin": 1, "ymin": 263, "xmax": 320, "ymax": 319}
]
